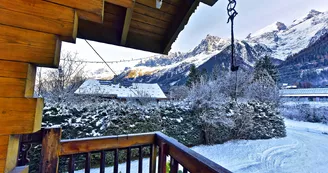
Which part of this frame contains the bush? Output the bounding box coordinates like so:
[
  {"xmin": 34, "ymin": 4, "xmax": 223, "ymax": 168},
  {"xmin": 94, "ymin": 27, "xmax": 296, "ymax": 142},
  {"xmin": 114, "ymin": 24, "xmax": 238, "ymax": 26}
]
[{"xmin": 280, "ymin": 104, "xmax": 328, "ymax": 124}]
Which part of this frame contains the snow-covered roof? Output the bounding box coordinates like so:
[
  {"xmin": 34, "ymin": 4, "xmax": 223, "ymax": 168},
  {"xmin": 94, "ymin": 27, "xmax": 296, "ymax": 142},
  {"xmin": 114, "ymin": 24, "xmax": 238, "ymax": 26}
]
[
  {"xmin": 75, "ymin": 79, "xmax": 167, "ymax": 99},
  {"xmin": 280, "ymin": 88, "xmax": 328, "ymax": 97}
]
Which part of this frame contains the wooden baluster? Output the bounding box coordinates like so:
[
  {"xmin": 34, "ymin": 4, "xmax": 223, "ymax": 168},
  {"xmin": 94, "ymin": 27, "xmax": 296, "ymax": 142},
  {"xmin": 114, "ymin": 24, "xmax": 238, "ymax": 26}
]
[
  {"xmin": 114, "ymin": 149, "xmax": 119, "ymax": 173},
  {"xmin": 183, "ymin": 167, "xmax": 188, "ymax": 173},
  {"xmin": 68, "ymin": 155, "xmax": 75, "ymax": 173},
  {"xmin": 100, "ymin": 151, "xmax": 106, "ymax": 173},
  {"xmin": 126, "ymin": 148, "xmax": 131, "ymax": 173},
  {"xmin": 138, "ymin": 146, "xmax": 143, "ymax": 173},
  {"xmin": 158, "ymin": 143, "xmax": 168, "ymax": 173},
  {"xmin": 170, "ymin": 156, "xmax": 179, "ymax": 173},
  {"xmin": 40, "ymin": 128, "xmax": 61, "ymax": 173},
  {"xmin": 85, "ymin": 152, "xmax": 91, "ymax": 173},
  {"xmin": 149, "ymin": 144, "xmax": 157, "ymax": 173}
]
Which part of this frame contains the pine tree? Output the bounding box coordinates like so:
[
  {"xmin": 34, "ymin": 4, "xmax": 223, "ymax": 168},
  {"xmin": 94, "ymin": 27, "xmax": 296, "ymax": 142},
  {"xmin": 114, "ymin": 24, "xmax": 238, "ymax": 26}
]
[
  {"xmin": 212, "ymin": 64, "xmax": 220, "ymax": 80},
  {"xmin": 186, "ymin": 64, "xmax": 201, "ymax": 88},
  {"xmin": 253, "ymin": 56, "xmax": 278, "ymax": 83}
]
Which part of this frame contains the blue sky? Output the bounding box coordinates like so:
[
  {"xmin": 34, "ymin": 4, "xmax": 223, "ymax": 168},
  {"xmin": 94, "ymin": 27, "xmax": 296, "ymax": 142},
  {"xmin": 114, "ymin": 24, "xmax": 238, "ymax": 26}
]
[{"xmin": 62, "ymin": 0, "xmax": 328, "ymax": 61}]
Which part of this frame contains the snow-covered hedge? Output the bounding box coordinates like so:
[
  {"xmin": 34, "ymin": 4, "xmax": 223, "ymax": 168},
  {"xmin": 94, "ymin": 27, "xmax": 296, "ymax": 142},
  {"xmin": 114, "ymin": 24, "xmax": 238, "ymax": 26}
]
[
  {"xmin": 280, "ymin": 104, "xmax": 328, "ymax": 124},
  {"xmin": 27, "ymin": 96, "xmax": 285, "ymax": 172}
]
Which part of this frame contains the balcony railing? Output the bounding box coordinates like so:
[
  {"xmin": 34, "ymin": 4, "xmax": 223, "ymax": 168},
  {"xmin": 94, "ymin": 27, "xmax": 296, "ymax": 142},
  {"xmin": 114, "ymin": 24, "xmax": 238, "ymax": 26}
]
[{"xmin": 18, "ymin": 128, "xmax": 231, "ymax": 173}]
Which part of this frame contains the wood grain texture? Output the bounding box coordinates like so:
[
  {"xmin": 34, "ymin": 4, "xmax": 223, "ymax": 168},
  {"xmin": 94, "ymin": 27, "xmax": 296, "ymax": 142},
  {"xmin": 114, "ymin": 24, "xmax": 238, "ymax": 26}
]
[
  {"xmin": 156, "ymin": 132, "xmax": 232, "ymax": 173},
  {"xmin": 40, "ymin": 128, "xmax": 61, "ymax": 173},
  {"xmin": 121, "ymin": 4, "xmax": 134, "ymax": 45},
  {"xmin": 77, "ymin": 9, "xmax": 103, "ymax": 23},
  {"xmin": 0, "ymin": 0, "xmax": 77, "ymax": 42},
  {"xmin": 0, "ymin": 61, "xmax": 35, "ymax": 97},
  {"xmin": 4, "ymin": 135, "xmax": 20, "ymax": 172},
  {"xmin": 136, "ymin": 0, "xmax": 178, "ymax": 15},
  {"xmin": 134, "ymin": 3, "xmax": 173, "ymax": 22},
  {"xmin": 0, "ymin": 24, "xmax": 62, "ymax": 67},
  {"xmin": 106, "ymin": 0, "xmax": 134, "ymax": 8},
  {"xmin": 132, "ymin": 12, "xmax": 169, "ymax": 29},
  {"xmin": 46, "ymin": 0, "xmax": 104, "ymax": 16},
  {"xmin": 0, "ymin": 98, "xmax": 44, "ymax": 135},
  {"xmin": 59, "ymin": 133, "xmax": 155, "ymax": 155},
  {"xmin": 0, "ymin": 63, "xmax": 36, "ymax": 98}
]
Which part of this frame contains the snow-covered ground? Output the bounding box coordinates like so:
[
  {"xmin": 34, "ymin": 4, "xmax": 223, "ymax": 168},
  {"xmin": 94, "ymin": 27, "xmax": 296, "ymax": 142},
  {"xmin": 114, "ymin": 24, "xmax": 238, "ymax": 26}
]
[
  {"xmin": 193, "ymin": 119, "xmax": 328, "ymax": 173},
  {"xmin": 76, "ymin": 119, "xmax": 328, "ymax": 173}
]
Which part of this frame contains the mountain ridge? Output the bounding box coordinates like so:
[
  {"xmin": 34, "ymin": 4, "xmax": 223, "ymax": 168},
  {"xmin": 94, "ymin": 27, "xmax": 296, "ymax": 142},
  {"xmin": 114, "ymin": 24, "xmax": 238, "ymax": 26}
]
[{"xmin": 101, "ymin": 10, "xmax": 328, "ymax": 88}]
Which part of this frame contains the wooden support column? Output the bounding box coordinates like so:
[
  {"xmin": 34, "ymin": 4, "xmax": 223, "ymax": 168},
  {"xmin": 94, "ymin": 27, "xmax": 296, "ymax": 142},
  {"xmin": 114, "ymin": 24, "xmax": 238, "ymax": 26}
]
[{"xmin": 39, "ymin": 128, "xmax": 62, "ymax": 173}]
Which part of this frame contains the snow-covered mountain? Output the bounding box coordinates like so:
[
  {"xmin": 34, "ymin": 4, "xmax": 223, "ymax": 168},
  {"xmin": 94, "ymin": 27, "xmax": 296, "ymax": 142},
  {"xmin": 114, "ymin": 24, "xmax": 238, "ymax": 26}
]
[
  {"xmin": 247, "ymin": 9, "xmax": 328, "ymax": 60},
  {"xmin": 96, "ymin": 10, "xmax": 328, "ymax": 88}
]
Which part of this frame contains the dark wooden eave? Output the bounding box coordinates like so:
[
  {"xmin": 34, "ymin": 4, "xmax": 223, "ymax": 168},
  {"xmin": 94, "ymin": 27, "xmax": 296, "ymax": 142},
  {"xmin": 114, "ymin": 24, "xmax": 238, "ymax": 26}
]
[{"xmin": 77, "ymin": 0, "xmax": 219, "ymax": 54}]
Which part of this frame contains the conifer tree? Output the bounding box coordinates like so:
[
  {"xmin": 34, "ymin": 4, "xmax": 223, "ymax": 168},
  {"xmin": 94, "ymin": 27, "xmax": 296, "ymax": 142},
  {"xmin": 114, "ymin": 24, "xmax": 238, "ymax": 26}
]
[
  {"xmin": 186, "ymin": 64, "xmax": 201, "ymax": 88},
  {"xmin": 253, "ymin": 56, "xmax": 278, "ymax": 83}
]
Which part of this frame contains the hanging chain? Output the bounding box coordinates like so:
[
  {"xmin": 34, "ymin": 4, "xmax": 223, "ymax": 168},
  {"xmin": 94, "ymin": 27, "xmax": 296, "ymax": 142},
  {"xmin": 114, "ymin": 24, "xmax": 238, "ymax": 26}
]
[
  {"xmin": 227, "ymin": 0, "xmax": 239, "ymax": 102},
  {"xmin": 227, "ymin": 0, "xmax": 239, "ymax": 72}
]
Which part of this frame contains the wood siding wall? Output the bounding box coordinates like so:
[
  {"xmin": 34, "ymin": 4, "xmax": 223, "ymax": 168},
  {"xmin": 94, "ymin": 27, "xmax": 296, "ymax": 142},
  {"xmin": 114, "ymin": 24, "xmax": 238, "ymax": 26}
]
[{"xmin": 0, "ymin": 0, "xmax": 103, "ymax": 172}]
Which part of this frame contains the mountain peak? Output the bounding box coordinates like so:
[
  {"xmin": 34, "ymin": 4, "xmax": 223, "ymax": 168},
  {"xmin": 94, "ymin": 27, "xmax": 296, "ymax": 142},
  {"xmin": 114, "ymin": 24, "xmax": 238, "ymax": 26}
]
[
  {"xmin": 249, "ymin": 21, "xmax": 286, "ymax": 38},
  {"xmin": 308, "ymin": 9, "xmax": 323, "ymax": 16}
]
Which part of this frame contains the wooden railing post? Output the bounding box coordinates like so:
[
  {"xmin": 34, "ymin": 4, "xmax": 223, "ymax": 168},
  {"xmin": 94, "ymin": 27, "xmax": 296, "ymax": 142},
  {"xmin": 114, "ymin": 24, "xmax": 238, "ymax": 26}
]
[
  {"xmin": 39, "ymin": 128, "xmax": 61, "ymax": 173},
  {"xmin": 170, "ymin": 156, "xmax": 179, "ymax": 173},
  {"xmin": 149, "ymin": 144, "xmax": 157, "ymax": 173},
  {"xmin": 158, "ymin": 142, "xmax": 168, "ymax": 173}
]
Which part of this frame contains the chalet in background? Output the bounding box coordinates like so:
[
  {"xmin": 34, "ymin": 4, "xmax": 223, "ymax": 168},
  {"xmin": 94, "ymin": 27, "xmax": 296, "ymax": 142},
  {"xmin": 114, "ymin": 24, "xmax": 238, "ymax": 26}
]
[
  {"xmin": 75, "ymin": 79, "xmax": 167, "ymax": 101},
  {"xmin": 280, "ymin": 88, "xmax": 328, "ymax": 102}
]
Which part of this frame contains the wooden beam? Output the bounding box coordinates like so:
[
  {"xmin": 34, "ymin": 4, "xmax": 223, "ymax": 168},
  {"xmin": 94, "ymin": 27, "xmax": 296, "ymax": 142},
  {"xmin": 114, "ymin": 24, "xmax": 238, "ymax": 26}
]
[
  {"xmin": 0, "ymin": 61, "xmax": 36, "ymax": 98},
  {"xmin": 0, "ymin": 0, "xmax": 77, "ymax": 42},
  {"xmin": 106, "ymin": 0, "xmax": 134, "ymax": 8},
  {"xmin": 4, "ymin": 135, "xmax": 20, "ymax": 172},
  {"xmin": 0, "ymin": 135, "xmax": 10, "ymax": 172},
  {"xmin": 0, "ymin": 135, "xmax": 20, "ymax": 173},
  {"xmin": 46, "ymin": 0, "xmax": 105, "ymax": 24},
  {"xmin": 0, "ymin": 98, "xmax": 43, "ymax": 135},
  {"xmin": 0, "ymin": 24, "xmax": 62, "ymax": 67},
  {"xmin": 163, "ymin": 0, "xmax": 200, "ymax": 54},
  {"xmin": 121, "ymin": 1, "xmax": 135, "ymax": 45},
  {"xmin": 77, "ymin": 10, "xmax": 104, "ymax": 23},
  {"xmin": 45, "ymin": 0, "xmax": 105, "ymax": 17}
]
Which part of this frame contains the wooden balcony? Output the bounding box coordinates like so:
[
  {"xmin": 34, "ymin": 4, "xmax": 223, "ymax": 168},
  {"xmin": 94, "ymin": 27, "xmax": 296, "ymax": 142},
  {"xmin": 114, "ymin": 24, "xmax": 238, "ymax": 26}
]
[{"xmin": 17, "ymin": 128, "xmax": 231, "ymax": 173}]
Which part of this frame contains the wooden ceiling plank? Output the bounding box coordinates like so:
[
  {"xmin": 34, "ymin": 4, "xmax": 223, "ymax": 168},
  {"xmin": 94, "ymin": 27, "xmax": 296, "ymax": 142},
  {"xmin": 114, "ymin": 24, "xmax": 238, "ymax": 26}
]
[
  {"xmin": 121, "ymin": 1, "xmax": 135, "ymax": 45},
  {"xmin": 129, "ymin": 27, "xmax": 164, "ymax": 40},
  {"xmin": 0, "ymin": 0, "xmax": 77, "ymax": 42},
  {"xmin": 163, "ymin": 0, "xmax": 200, "ymax": 54},
  {"xmin": 132, "ymin": 12, "xmax": 169, "ymax": 29},
  {"xmin": 0, "ymin": 24, "xmax": 62, "ymax": 67},
  {"xmin": 130, "ymin": 20, "xmax": 166, "ymax": 35},
  {"xmin": 45, "ymin": 0, "xmax": 104, "ymax": 17},
  {"xmin": 134, "ymin": 3, "xmax": 173, "ymax": 22},
  {"xmin": 136, "ymin": 0, "xmax": 178, "ymax": 15},
  {"xmin": 105, "ymin": 0, "xmax": 134, "ymax": 8}
]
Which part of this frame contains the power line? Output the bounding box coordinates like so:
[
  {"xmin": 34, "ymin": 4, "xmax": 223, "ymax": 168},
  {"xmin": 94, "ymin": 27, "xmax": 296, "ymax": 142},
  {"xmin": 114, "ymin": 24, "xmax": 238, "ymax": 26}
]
[{"xmin": 60, "ymin": 56, "xmax": 154, "ymax": 64}]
